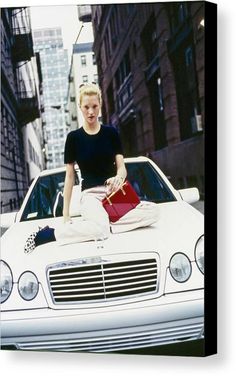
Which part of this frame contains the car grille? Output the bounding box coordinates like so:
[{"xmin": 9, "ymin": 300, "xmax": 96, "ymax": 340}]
[{"xmin": 48, "ymin": 257, "xmax": 158, "ymax": 304}]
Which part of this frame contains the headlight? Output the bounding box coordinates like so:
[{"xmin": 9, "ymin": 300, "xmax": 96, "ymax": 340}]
[
  {"xmin": 0, "ymin": 261, "xmax": 13, "ymax": 303},
  {"xmin": 18, "ymin": 271, "xmax": 39, "ymax": 301},
  {"xmin": 195, "ymin": 235, "xmax": 204, "ymax": 274},
  {"xmin": 169, "ymin": 253, "xmax": 192, "ymax": 282}
]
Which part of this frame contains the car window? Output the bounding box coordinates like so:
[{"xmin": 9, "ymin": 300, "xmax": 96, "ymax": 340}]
[
  {"xmin": 21, "ymin": 171, "xmax": 79, "ymax": 221},
  {"xmin": 126, "ymin": 162, "xmax": 176, "ymax": 203}
]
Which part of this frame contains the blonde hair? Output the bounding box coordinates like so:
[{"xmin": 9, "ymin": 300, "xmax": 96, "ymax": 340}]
[{"xmin": 79, "ymin": 83, "xmax": 102, "ymax": 106}]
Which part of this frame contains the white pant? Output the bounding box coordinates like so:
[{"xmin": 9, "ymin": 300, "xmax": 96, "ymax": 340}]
[{"xmin": 55, "ymin": 186, "xmax": 159, "ymax": 246}]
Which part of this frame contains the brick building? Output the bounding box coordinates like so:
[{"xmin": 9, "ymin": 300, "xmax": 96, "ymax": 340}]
[
  {"xmin": 1, "ymin": 8, "xmax": 43, "ymax": 213},
  {"xmin": 91, "ymin": 2, "xmax": 205, "ymax": 195}
]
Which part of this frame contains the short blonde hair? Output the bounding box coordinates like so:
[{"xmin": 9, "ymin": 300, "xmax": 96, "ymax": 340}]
[{"xmin": 79, "ymin": 83, "xmax": 102, "ymax": 106}]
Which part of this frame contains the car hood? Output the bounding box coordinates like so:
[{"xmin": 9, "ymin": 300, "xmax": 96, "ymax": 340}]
[{"xmin": 1, "ymin": 201, "xmax": 203, "ymax": 279}]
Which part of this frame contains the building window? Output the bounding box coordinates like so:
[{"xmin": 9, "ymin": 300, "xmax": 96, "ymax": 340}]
[
  {"xmin": 82, "ymin": 75, "xmax": 88, "ymax": 83},
  {"xmin": 92, "ymin": 54, "xmax": 96, "ymax": 65},
  {"xmin": 81, "ymin": 55, "xmax": 86, "ymax": 66},
  {"xmin": 1, "ymin": 105, "xmax": 13, "ymax": 160},
  {"xmin": 171, "ymin": 43, "xmax": 201, "ymax": 140},
  {"xmin": 147, "ymin": 71, "xmax": 167, "ymax": 150},
  {"xmin": 115, "ymin": 51, "xmax": 133, "ymax": 112},
  {"xmin": 115, "ymin": 50, "xmax": 131, "ymax": 90},
  {"xmin": 44, "ymin": 29, "xmax": 55, "ymax": 37},
  {"xmin": 34, "ymin": 31, "xmax": 42, "ymax": 38},
  {"xmin": 157, "ymin": 78, "xmax": 164, "ymax": 112},
  {"xmin": 141, "ymin": 15, "xmax": 159, "ymax": 65},
  {"xmin": 168, "ymin": 2, "xmax": 190, "ymax": 33}
]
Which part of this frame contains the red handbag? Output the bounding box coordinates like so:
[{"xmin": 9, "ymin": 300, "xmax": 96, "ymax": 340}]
[{"xmin": 102, "ymin": 180, "xmax": 140, "ymax": 223}]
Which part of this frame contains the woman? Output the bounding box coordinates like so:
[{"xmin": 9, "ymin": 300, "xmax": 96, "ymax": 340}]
[
  {"xmin": 63, "ymin": 83, "xmax": 126, "ymax": 223},
  {"xmin": 54, "ymin": 83, "xmax": 159, "ymax": 245},
  {"xmin": 24, "ymin": 83, "xmax": 159, "ymax": 252}
]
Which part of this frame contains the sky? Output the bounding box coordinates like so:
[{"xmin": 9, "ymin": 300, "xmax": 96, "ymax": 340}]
[{"xmin": 30, "ymin": 4, "xmax": 94, "ymax": 59}]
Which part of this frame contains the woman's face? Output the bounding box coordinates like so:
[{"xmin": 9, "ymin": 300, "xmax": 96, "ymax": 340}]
[{"xmin": 80, "ymin": 94, "xmax": 101, "ymax": 126}]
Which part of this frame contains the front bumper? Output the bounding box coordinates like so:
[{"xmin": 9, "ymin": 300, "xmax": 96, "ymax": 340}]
[{"xmin": 1, "ymin": 290, "xmax": 204, "ymax": 352}]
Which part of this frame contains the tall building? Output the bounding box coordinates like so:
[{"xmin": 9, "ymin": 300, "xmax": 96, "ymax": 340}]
[
  {"xmin": 33, "ymin": 27, "xmax": 69, "ymax": 169},
  {"xmin": 1, "ymin": 7, "xmax": 43, "ymax": 213},
  {"xmin": 91, "ymin": 2, "xmax": 205, "ymax": 196},
  {"xmin": 67, "ymin": 41, "xmax": 98, "ymax": 130}
]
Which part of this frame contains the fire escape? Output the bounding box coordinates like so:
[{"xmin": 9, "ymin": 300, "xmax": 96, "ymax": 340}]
[{"xmin": 11, "ymin": 7, "xmax": 40, "ymax": 126}]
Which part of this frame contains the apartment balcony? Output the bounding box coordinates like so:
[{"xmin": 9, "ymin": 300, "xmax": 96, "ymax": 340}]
[
  {"xmin": 12, "ymin": 32, "xmax": 34, "ymax": 62},
  {"xmin": 11, "ymin": 8, "xmax": 34, "ymax": 62},
  {"xmin": 18, "ymin": 90, "xmax": 40, "ymax": 126}
]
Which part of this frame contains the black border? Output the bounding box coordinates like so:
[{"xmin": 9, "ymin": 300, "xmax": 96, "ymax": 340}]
[{"xmin": 204, "ymin": 0, "xmax": 217, "ymax": 356}]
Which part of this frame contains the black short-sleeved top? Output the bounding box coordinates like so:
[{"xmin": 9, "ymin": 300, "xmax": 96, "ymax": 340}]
[{"xmin": 64, "ymin": 125, "xmax": 123, "ymax": 190}]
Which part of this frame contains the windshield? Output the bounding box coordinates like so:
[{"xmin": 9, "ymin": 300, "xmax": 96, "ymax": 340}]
[
  {"xmin": 21, "ymin": 162, "xmax": 175, "ymax": 222},
  {"xmin": 21, "ymin": 171, "xmax": 79, "ymax": 221},
  {"xmin": 126, "ymin": 162, "xmax": 176, "ymax": 204}
]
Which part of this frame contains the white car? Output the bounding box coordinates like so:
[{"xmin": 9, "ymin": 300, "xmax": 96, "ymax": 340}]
[{"xmin": 0, "ymin": 157, "xmax": 204, "ymax": 353}]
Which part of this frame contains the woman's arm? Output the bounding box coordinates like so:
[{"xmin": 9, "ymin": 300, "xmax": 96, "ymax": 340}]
[
  {"xmin": 106, "ymin": 154, "xmax": 127, "ymax": 193},
  {"xmin": 63, "ymin": 163, "xmax": 75, "ymax": 223},
  {"xmin": 115, "ymin": 154, "xmax": 127, "ymax": 182}
]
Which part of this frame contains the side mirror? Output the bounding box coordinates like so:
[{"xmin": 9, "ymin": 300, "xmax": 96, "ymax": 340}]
[
  {"xmin": 178, "ymin": 188, "xmax": 200, "ymax": 204},
  {"xmin": 0, "ymin": 212, "xmax": 18, "ymax": 233}
]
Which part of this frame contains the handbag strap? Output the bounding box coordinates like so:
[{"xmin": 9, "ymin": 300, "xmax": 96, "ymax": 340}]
[{"xmin": 105, "ymin": 182, "xmax": 127, "ymax": 205}]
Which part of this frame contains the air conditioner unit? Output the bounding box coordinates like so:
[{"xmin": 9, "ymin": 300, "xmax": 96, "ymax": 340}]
[{"xmin": 191, "ymin": 114, "xmax": 203, "ymax": 133}]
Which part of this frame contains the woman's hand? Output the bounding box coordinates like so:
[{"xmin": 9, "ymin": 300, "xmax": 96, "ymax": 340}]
[
  {"xmin": 63, "ymin": 214, "xmax": 72, "ymax": 224},
  {"xmin": 105, "ymin": 175, "xmax": 124, "ymax": 195}
]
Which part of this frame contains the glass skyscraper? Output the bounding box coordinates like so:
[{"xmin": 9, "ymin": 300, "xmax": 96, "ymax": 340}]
[{"xmin": 33, "ymin": 27, "xmax": 69, "ymax": 169}]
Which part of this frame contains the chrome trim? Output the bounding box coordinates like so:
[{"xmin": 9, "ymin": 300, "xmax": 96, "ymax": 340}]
[
  {"xmin": 47, "ymin": 253, "xmax": 160, "ymax": 305},
  {"xmin": 16, "ymin": 322, "xmax": 204, "ymax": 352}
]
